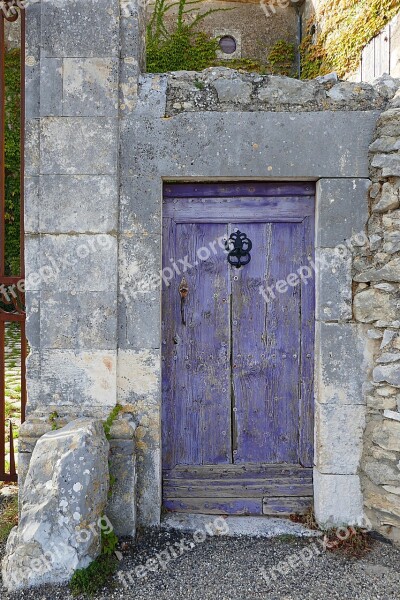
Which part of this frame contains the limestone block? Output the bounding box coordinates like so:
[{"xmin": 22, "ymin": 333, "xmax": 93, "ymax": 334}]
[
  {"xmin": 1, "ymin": 419, "xmax": 109, "ymax": 591},
  {"xmin": 118, "ymin": 291, "xmax": 160, "ymax": 350},
  {"xmin": 371, "ymin": 419, "xmax": 400, "ymax": 451},
  {"xmin": 107, "ymin": 418, "xmax": 136, "ymax": 537},
  {"xmin": 119, "ymin": 59, "xmax": 140, "ymax": 114},
  {"xmin": 40, "ymin": 175, "xmax": 118, "ymax": 233},
  {"xmin": 315, "ymin": 179, "xmax": 370, "ymax": 248},
  {"xmin": 25, "ymin": 176, "xmax": 40, "ymax": 234},
  {"xmin": 120, "ymin": 3, "xmax": 146, "ymax": 68},
  {"xmin": 117, "ymin": 349, "xmax": 161, "ymax": 527},
  {"xmin": 383, "ymin": 230, "xmax": 400, "ymax": 254},
  {"xmin": 214, "ymin": 78, "xmax": 253, "ymax": 104},
  {"xmin": 41, "ymin": 0, "xmax": 119, "ymax": 58},
  {"xmin": 25, "ymin": 1, "xmax": 41, "ymax": 119},
  {"xmin": 117, "ymin": 348, "xmax": 160, "ymax": 406},
  {"xmin": 40, "ymin": 57, "xmax": 63, "ymax": 117},
  {"xmin": 372, "ymin": 182, "xmax": 400, "ymax": 213},
  {"xmin": 367, "ymin": 393, "xmax": 397, "ymax": 411},
  {"xmin": 315, "ymin": 404, "xmax": 365, "ymax": 474},
  {"xmin": 26, "ymin": 291, "xmax": 40, "ymax": 350},
  {"xmin": 25, "ymin": 119, "xmax": 40, "ymax": 176},
  {"xmin": 354, "ymin": 288, "xmax": 400, "ymax": 323},
  {"xmin": 39, "ymin": 234, "xmax": 117, "ymax": 292},
  {"xmin": 120, "ymin": 176, "xmax": 161, "ymax": 236},
  {"xmin": 364, "ymin": 482, "xmax": 400, "ymax": 520},
  {"xmin": 121, "ymin": 111, "xmax": 379, "ymax": 179},
  {"xmin": 326, "ymin": 81, "xmax": 373, "ymax": 102},
  {"xmin": 369, "ymin": 136, "xmax": 400, "ymax": 152},
  {"xmin": 119, "ymin": 234, "xmax": 161, "ymax": 293},
  {"xmin": 377, "ymin": 108, "xmax": 400, "ymax": 137},
  {"xmin": 377, "ymin": 353, "xmax": 400, "ymax": 363},
  {"xmin": 63, "ymin": 58, "xmax": 119, "ymax": 117},
  {"xmin": 315, "ymin": 248, "xmax": 352, "ymax": 321},
  {"xmin": 25, "ymin": 235, "xmax": 41, "ymax": 291},
  {"xmin": 315, "ymin": 322, "xmax": 369, "ymax": 405},
  {"xmin": 28, "ymin": 350, "xmax": 117, "ymax": 411},
  {"xmin": 136, "ymin": 446, "xmax": 161, "ymax": 528},
  {"xmin": 40, "ymin": 291, "xmax": 117, "ymax": 350},
  {"xmin": 25, "ymin": 351, "xmax": 42, "ymax": 416},
  {"xmin": 135, "ymin": 74, "xmax": 168, "ymax": 118},
  {"xmin": 382, "ymin": 208, "xmax": 400, "ymax": 229},
  {"xmin": 258, "ymin": 77, "xmax": 321, "ymax": 104},
  {"xmin": 371, "ymin": 153, "xmax": 400, "ymax": 177},
  {"xmin": 40, "ymin": 117, "xmax": 118, "ymax": 175},
  {"xmin": 314, "ymin": 471, "xmax": 365, "ymax": 527},
  {"xmin": 363, "ymin": 460, "xmax": 400, "ymax": 485},
  {"xmin": 356, "ymin": 256, "xmax": 400, "ymax": 283},
  {"xmin": 374, "ymin": 363, "xmax": 400, "ymax": 387}
]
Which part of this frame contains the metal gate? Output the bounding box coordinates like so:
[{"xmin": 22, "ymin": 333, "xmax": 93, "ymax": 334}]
[{"xmin": 0, "ymin": 1, "xmax": 26, "ymax": 482}]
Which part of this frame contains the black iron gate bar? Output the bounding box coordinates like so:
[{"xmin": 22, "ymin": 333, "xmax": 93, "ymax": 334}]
[{"xmin": 0, "ymin": 0, "xmax": 26, "ymax": 483}]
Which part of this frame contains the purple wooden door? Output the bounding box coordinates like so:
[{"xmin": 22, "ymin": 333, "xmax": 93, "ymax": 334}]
[{"xmin": 162, "ymin": 183, "xmax": 315, "ymax": 516}]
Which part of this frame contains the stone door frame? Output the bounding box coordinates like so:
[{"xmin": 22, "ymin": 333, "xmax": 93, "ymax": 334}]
[{"xmin": 21, "ymin": 0, "xmax": 382, "ymax": 532}]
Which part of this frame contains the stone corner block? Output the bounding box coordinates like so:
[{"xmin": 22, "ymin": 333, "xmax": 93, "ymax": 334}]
[
  {"xmin": 314, "ymin": 470, "xmax": 365, "ymax": 527},
  {"xmin": 40, "ymin": 117, "xmax": 118, "ymax": 175},
  {"xmin": 315, "ymin": 322, "xmax": 371, "ymax": 405},
  {"xmin": 315, "ymin": 248, "xmax": 352, "ymax": 321},
  {"xmin": 63, "ymin": 58, "xmax": 119, "ymax": 117},
  {"xmin": 41, "ymin": 0, "xmax": 119, "ymax": 59},
  {"xmin": 107, "ymin": 418, "xmax": 136, "ymax": 537},
  {"xmin": 316, "ymin": 179, "xmax": 370, "ymax": 248},
  {"xmin": 315, "ymin": 403, "xmax": 365, "ymax": 474}
]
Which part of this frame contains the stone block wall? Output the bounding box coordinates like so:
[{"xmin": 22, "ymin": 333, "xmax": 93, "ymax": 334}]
[{"xmin": 357, "ymin": 90, "xmax": 400, "ymax": 544}]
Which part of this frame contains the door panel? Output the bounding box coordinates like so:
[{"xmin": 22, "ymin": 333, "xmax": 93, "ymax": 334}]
[
  {"xmin": 232, "ymin": 222, "xmax": 303, "ymax": 465},
  {"xmin": 162, "ymin": 221, "xmax": 231, "ymax": 470}
]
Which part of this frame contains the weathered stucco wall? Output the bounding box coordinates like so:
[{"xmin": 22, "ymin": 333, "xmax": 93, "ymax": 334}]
[
  {"xmin": 21, "ymin": 0, "xmax": 400, "ymax": 535},
  {"xmin": 159, "ymin": 0, "xmax": 298, "ymax": 64}
]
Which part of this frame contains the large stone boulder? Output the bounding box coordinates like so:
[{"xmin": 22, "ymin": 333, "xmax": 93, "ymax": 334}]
[{"xmin": 2, "ymin": 418, "xmax": 110, "ymax": 592}]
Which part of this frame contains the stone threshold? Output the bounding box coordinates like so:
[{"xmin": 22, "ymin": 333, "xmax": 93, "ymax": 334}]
[{"xmin": 161, "ymin": 513, "xmax": 320, "ymax": 538}]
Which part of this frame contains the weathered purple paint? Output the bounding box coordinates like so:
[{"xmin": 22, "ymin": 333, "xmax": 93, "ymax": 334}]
[
  {"xmin": 162, "ymin": 182, "xmax": 315, "ymax": 515},
  {"xmin": 164, "ymin": 182, "xmax": 315, "ymax": 198}
]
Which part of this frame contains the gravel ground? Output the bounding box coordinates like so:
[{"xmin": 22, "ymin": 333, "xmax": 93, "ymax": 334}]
[{"xmin": 1, "ymin": 523, "xmax": 400, "ymax": 600}]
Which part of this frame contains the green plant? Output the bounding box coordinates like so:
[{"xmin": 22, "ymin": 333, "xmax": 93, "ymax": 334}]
[
  {"xmin": 49, "ymin": 411, "xmax": 60, "ymax": 431},
  {"xmin": 101, "ymin": 528, "xmax": 119, "ymax": 556},
  {"xmin": 69, "ymin": 554, "xmax": 118, "ymax": 597},
  {"xmin": 146, "ymin": 0, "xmax": 229, "ymax": 73},
  {"xmin": 4, "ymin": 49, "xmax": 21, "ymax": 277},
  {"xmin": 103, "ymin": 404, "xmax": 123, "ymax": 440},
  {"xmin": 267, "ymin": 40, "xmax": 296, "ymax": 76},
  {"xmin": 0, "ymin": 495, "xmax": 18, "ymax": 543},
  {"xmin": 69, "ymin": 515, "xmax": 119, "ymax": 596},
  {"xmin": 108, "ymin": 472, "xmax": 116, "ymax": 499},
  {"xmin": 301, "ymin": 1, "xmax": 400, "ymax": 79}
]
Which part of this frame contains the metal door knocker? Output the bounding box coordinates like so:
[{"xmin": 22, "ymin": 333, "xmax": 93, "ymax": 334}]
[
  {"xmin": 225, "ymin": 230, "xmax": 252, "ymax": 268},
  {"xmin": 179, "ymin": 277, "xmax": 189, "ymax": 325}
]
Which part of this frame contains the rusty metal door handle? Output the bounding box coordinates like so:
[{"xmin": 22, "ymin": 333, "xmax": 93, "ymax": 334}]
[{"xmin": 179, "ymin": 277, "xmax": 189, "ymax": 326}]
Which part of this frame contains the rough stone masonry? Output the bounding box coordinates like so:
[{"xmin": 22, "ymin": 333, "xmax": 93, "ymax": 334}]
[{"xmin": 17, "ymin": 0, "xmax": 400, "ymax": 552}]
